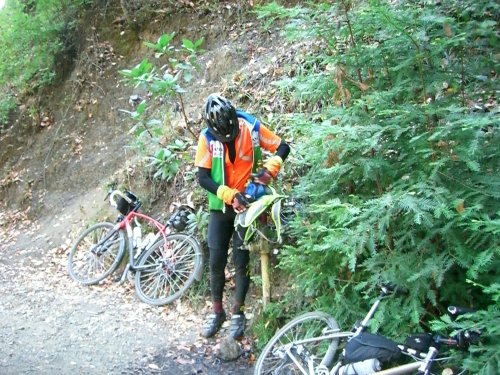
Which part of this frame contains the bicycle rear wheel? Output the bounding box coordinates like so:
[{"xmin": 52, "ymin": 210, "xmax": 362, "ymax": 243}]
[
  {"xmin": 255, "ymin": 312, "xmax": 339, "ymax": 375},
  {"xmin": 135, "ymin": 233, "xmax": 202, "ymax": 306},
  {"xmin": 68, "ymin": 222, "xmax": 126, "ymax": 285}
]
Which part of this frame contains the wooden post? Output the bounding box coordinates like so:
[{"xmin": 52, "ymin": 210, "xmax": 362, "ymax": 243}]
[
  {"xmin": 260, "ymin": 237, "xmax": 271, "ymax": 308},
  {"xmin": 249, "ymin": 237, "xmax": 271, "ymax": 309}
]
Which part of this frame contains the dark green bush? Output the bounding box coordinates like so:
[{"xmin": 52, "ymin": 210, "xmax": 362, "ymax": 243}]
[{"xmin": 257, "ymin": 1, "xmax": 500, "ymax": 372}]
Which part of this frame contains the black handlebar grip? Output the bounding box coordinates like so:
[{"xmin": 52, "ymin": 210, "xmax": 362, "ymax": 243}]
[
  {"xmin": 382, "ymin": 282, "xmax": 408, "ymax": 295},
  {"xmin": 448, "ymin": 306, "xmax": 476, "ymax": 316}
]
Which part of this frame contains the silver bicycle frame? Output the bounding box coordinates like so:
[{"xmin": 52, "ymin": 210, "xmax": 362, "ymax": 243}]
[{"xmin": 277, "ymin": 287, "xmax": 437, "ymax": 375}]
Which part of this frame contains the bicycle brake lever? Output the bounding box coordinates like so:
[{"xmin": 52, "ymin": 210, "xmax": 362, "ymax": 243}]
[{"xmin": 104, "ymin": 189, "xmax": 113, "ymax": 202}]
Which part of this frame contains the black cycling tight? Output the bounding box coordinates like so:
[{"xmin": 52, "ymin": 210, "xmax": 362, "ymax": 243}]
[{"xmin": 207, "ymin": 209, "xmax": 250, "ymax": 305}]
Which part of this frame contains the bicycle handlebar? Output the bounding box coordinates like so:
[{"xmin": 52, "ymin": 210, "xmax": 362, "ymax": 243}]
[
  {"xmin": 105, "ymin": 189, "xmax": 138, "ymax": 210},
  {"xmin": 108, "ymin": 190, "xmax": 126, "ymax": 208},
  {"xmin": 437, "ymin": 328, "xmax": 481, "ymax": 348},
  {"xmin": 448, "ymin": 305, "xmax": 476, "ymax": 316},
  {"xmin": 382, "ymin": 282, "xmax": 409, "ymax": 296}
]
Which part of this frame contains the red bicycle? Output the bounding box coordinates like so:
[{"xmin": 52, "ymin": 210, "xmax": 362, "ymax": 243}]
[{"xmin": 68, "ymin": 189, "xmax": 203, "ymax": 306}]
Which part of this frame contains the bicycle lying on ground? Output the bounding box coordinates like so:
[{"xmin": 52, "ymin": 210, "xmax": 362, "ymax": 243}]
[
  {"xmin": 255, "ymin": 284, "xmax": 481, "ymax": 375},
  {"xmin": 68, "ymin": 189, "xmax": 203, "ymax": 306}
]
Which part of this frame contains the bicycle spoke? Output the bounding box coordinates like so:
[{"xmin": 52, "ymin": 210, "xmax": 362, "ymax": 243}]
[
  {"xmin": 135, "ymin": 234, "xmax": 201, "ymax": 305},
  {"xmin": 68, "ymin": 223, "xmax": 125, "ymax": 284},
  {"xmin": 256, "ymin": 313, "xmax": 339, "ymax": 375}
]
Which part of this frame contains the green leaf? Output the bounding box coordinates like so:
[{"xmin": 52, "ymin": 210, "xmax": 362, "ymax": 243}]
[
  {"xmin": 182, "ymin": 39, "xmax": 194, "ymax": 51},
  {"xmin": 158, "ymin": 33, "xmax": 175, "ymax": 48},
  {"xmin": 118, "ymin": 69, "xmax": 132, "ymax": 76},
  {"xmin": 155, "ymin": 149, "xmax": 165, "ymax": 160},
  {"xmin": 170, "ymin": 161, "xmax": 179, "ymax": 174},
  {"xmin": 145, "ymin": 119, "xmax": 162, "ymax": 126},
  {"xmin": 136, "ymin": 101, "xmax": 146, "ymax": 115},
  {"xmin": 194, "ymin": 37, "xmax": 204, "ymax": 48},
  {"xmin": 143, "ymin": 41, "xmax": 160, "ymax": 51},
  {"xmin": 175, "ymin": 86, "xmax": 187, "ymax": 94},
  {"xmin": 183, "ymin": 70, "xmax": 192, "ymax": 82}
]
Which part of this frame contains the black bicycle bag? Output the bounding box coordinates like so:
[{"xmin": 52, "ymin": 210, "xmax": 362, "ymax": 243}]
[{"xmin": 344, "ymin": 332, "xmax": 401, "ymax": 364}]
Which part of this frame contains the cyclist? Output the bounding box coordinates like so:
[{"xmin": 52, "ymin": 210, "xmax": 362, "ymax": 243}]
[{"xmin": 195, "ymin": 94, "xmax": 290, "ymax": 339}]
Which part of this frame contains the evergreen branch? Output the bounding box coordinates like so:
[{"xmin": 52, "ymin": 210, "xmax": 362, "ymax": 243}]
[
  {"xmin": 340, "ymin": 3, "xmax": 382, "ymax": 196},
  {"xmin": 381, "ymin": 12, "xmax": 435, "ymax": 159},
  {"xmin": 461, "ymin": 50, "xmax": 465, "ymax": 105},
  {"xmin": 342, "ymin": 0, "xmax": 363, "ymax": 86},
  {"xmin": 436, "ymin": 171, "xmax": 497, "ymax": 198}
]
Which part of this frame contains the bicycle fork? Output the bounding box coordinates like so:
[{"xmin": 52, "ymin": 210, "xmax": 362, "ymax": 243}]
[
  {"xmin": 284, "ymin": 345, "xmax": 309, "ymax": 375},
  {"xmin": 282, "ymin": 345, "xmax": 329, "ymax": 375}
]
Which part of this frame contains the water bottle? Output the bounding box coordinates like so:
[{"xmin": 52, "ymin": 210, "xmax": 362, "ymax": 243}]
[
  {"xmin": 133, "ymin": 226, "xmax": 142, "ymax": 249},
  {"xmin": 140, "ymin": 233, "xmax": 156, "ymax": 251},
  {"xmin": 338, "ymin": 358, "xmax": 381, "ymax": 375}
]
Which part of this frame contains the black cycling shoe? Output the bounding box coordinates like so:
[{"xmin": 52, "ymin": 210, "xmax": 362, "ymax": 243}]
[
  {"xmin": 201, "ymin": 311, "xmax": 226, "ymax": 338},
  {"xmin": 229, "ymin": 314, "xmax": 246, "ymax": 339}
]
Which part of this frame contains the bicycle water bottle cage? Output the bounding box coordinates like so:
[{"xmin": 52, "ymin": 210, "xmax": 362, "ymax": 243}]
[{"xmin": 116, "ymin": 191, "xmax": 138, "ymax": 215}]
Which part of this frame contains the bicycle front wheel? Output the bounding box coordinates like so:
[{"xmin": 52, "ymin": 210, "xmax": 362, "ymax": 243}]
[
  {"xmin": 255, "ymin": 312, "xmax": 340, "ymax": 375},
  {"xmin": 68, "ymin": 222, "xmax": 126, "ymax": 285},
  {"xmin": 135, "ymin": 233, "xmax": 202, "ymax": 306}
]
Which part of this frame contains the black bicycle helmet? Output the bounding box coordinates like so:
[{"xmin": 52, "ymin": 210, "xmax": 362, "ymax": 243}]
[{"xmin": 204, "ymin": 94, "xmax": 239, "ymax": 142}]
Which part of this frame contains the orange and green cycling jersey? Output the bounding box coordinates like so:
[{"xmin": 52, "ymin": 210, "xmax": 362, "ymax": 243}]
[{"xmin": 195, "ymin": 110, "xmax": 281, "ymax": 211}]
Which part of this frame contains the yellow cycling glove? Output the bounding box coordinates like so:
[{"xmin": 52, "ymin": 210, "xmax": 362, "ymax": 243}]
[
  {"xmin": 263, "ymin": 155, "xmax": 283, "ymax": 178},
  {"xmin": 217, "ymin": 185, "xmax": 240, "ymax": 205}
]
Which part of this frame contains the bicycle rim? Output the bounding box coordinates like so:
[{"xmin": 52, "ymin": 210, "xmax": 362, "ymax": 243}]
[
  {"xmin": 68, "ymin": 222, "xmax": 125, "ymax": 285},
  {"xmin": 255, "ymin": 312, "xmax": 339, "ymax": 375},
  {"xmin": 135, "ymin": 233, "xmax": 202, "ymax": 306}
]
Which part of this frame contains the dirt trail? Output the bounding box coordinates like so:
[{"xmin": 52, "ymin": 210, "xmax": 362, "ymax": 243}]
[
  {"xmin": 0, "ymin": 266, "xmax": 255, "ymax": 374},
  {"xmin": 0, "ymin": 186, "xmax": 255, "ymax": 374},
  {"xmin": 0, "ymin": 260, "xmax": 254, "ymax": 375}
]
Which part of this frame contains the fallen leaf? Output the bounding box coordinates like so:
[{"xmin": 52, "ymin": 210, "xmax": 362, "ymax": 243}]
[{"xmin": 444, "ymin": 22, "xmax": 452, "ymax": 37}]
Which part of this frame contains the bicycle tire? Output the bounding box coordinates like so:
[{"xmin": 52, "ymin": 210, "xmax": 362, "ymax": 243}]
[
  {"xmin": 255, "ymin": 311, "xmax": 340, "ymax": 375},
  {"xmin": 134, "ymin": 233, "xmax": 202, "ymax": 306},
  {"xmin": 68, "ymin": 222, "xmax": 126, "ymax": 285}
]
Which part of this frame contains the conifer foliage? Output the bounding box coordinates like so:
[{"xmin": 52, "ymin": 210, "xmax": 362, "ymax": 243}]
[{"xmin": 258, "ymin": 1, "xmax": 499, "ymax": 372}]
